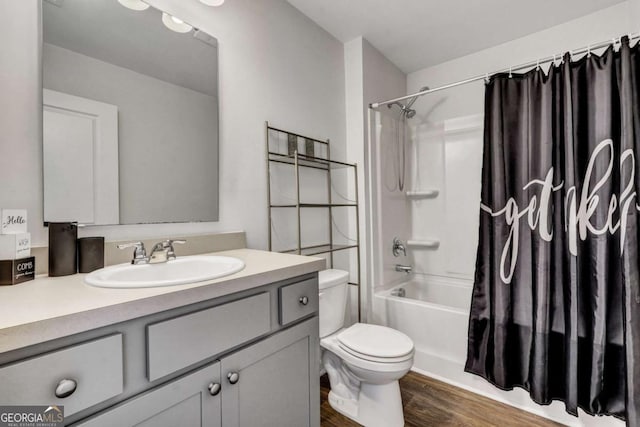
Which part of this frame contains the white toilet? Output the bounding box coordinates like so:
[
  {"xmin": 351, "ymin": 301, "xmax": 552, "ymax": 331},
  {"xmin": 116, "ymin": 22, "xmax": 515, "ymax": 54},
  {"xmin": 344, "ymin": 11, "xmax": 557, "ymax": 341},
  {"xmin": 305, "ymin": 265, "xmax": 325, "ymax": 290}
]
[{"xmin": 319, "ymin": 269, "xmax": 414, "ymax": 427}]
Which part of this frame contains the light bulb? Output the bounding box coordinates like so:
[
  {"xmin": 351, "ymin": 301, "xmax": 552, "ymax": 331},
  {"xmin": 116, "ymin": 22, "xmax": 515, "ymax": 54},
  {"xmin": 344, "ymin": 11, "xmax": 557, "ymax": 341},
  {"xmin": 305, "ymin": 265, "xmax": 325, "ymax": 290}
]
[
  {"xmin": 117, "ymin": 0, "xmax": 150, "ymax": 11},
  {"xmin": 199, "ymin": 0, "xmax": 225, "ymax": 6},
  {"xmin": 161, "ymin": 12, "xmax": 193, "ymax": 33}
]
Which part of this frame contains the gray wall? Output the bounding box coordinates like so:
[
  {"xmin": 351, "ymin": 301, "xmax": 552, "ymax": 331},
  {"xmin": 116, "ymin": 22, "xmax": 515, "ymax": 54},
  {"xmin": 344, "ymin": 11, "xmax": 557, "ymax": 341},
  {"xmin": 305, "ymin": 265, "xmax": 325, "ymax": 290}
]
[
  {"xmin": 0, "ymin": 1, "xmax": 42, "ymax": 241},
  {"xmin": 43, "ymin": 43, "xmax": 219, "ymax": 224}
]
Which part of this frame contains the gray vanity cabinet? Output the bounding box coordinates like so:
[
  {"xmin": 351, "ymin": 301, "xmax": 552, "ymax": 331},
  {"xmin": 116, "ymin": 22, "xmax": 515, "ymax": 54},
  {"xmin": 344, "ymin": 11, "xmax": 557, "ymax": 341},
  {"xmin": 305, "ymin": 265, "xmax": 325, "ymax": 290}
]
[
  {"xmin": 73, "ymin": 362, "xmax": 222, "ymax": 427},
  {"xmin": 29, "ymin": 273, "xmax": 321, "ymax": 427},
  {"xmin": 220, "ymin": 317, "xmax": 319, "ymax": 427},
  {"xmin": 73, "ymin": 317, "xmax": 318, "ymax": 427}
]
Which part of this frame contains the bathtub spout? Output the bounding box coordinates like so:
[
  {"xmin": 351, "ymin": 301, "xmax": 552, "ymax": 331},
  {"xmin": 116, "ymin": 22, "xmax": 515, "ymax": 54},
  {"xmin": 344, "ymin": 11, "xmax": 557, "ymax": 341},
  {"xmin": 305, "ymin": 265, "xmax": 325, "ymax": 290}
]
[{"xmin": 395, "ymin": 264, "xmax": 412, "ymax": 274}]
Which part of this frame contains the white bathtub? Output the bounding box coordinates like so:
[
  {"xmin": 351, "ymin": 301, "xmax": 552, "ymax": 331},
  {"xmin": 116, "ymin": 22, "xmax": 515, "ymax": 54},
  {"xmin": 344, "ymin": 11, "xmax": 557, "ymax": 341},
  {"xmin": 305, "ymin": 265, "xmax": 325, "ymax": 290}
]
[
  {"xmin": 373, "ymin": 275, "xmax": 622, "ymax": 427},
  {"xmin": 375, "ymin": 276, "xmax": 471, "ymax": 369}
]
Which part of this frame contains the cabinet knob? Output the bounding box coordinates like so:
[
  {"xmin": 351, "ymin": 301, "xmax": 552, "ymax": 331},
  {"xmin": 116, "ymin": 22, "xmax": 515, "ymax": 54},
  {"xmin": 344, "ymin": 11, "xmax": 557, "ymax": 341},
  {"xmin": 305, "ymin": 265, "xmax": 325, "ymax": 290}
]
[
  {"xmin": 299, "ymin": 296, "xmax": 309, "ymax": 306},
  {"xmin": 55, "ymin": 379, "xmax": 77, "ymax": 398},
  {"xmin": 227, "ymin": 372, "xmax": 239, "ymax": 385},
  {"xmin": 207, "ymin": 382, "xmax": 221, "ymax": 396}
]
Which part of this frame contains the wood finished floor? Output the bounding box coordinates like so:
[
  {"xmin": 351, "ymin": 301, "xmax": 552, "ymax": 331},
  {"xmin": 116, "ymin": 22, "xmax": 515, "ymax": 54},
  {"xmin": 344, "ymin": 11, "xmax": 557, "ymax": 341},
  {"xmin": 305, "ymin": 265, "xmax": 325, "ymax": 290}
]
[{"xmin": 320, "ymin": 372, "xmax": 565, "ymax": 427}]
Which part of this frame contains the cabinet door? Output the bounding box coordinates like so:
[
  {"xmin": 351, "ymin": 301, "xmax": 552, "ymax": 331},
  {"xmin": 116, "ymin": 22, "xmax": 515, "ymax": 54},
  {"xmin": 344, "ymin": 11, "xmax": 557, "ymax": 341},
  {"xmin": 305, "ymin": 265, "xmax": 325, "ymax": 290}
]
[
  {"xmin": 221, "ymin": 317, "xmax": 319, "ymax": 427},
  {"xmin": 73, "ymin": 362, "xmax": 221, "ymax": 427}
]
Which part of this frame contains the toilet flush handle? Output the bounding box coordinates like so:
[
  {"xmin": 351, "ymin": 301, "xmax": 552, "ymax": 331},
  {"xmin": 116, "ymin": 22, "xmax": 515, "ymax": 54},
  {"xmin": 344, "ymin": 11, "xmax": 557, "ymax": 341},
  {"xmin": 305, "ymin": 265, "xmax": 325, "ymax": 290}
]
[{"xmin": 299, "ymin": 296, "xmax": 309, "ymax": 306}]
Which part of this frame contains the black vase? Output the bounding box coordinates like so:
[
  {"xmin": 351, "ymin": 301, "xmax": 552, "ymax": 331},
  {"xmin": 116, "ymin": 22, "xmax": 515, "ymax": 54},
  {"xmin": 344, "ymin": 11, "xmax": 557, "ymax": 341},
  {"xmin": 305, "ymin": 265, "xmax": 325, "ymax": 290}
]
[
  {"xmin": 78, "ymin": 237, "xmax": 104, "ymax": 273},
  {"xmin": 48, "ymin": 222, "xmax": 78, "ymax": 276}
]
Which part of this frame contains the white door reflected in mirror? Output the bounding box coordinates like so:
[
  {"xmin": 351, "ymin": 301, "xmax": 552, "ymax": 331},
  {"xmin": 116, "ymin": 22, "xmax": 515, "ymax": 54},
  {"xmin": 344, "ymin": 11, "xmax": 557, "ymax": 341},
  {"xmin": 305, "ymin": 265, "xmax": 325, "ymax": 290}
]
[{"xmin": 43, "ymin": 89, "xmax": 119, "ymax": 225}]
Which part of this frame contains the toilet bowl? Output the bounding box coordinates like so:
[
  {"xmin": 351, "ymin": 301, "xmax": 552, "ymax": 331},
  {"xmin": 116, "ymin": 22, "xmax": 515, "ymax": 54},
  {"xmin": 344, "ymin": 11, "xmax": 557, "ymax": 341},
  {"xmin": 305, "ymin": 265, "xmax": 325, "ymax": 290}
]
[{"xmin": 319, "ymin": 269, "xmax": 414, "ymax": 427}]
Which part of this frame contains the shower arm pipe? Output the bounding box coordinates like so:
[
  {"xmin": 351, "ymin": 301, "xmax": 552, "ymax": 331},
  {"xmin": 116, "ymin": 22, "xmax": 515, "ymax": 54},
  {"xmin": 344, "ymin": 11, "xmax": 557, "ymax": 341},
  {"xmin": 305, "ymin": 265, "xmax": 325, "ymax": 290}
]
[{"xmin": 369, "ymin": 32, "xmax": 640, "ymax": 109}]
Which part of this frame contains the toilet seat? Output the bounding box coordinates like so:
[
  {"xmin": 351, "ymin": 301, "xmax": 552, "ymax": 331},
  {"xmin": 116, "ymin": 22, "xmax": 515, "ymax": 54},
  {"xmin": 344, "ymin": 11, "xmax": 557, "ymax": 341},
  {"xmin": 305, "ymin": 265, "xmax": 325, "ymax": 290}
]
[
  {"xmin": 337, "ymin": 323, "xmax": 414, "ymax": 362},
  {"xmin": 338, "ymin": 343, "xmax": 413, "ymax": 364},
  {"xmin": 321, "ymin": 323, "xmax": 414, "ymax": 372}
]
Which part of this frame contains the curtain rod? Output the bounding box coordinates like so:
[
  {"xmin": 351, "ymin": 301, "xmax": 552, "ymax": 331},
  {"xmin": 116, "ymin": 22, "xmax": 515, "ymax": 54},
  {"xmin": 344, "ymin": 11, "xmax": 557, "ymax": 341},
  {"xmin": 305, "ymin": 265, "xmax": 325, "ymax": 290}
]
[{"xmin": 369, "ymin": 32, "xmax": 640, "ymax": 109}]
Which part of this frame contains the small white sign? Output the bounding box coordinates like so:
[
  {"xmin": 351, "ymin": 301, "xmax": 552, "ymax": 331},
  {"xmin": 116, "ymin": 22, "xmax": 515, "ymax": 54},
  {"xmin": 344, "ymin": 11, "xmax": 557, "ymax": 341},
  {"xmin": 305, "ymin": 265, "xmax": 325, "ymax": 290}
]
[
  {"xmin": 0, "ymin": 233, "xmax": 31, "ymax": 259},
  {"xmin": 1, "ymin": 209, "xmax": 28, "ymax": 234}
]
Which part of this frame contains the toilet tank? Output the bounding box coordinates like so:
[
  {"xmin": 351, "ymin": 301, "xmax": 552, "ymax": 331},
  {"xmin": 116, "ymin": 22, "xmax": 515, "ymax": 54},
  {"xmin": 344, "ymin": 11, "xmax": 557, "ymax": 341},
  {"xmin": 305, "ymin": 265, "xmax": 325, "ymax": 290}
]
[{"xmin": 318, "ymin": 269, "xmax": 349, "ymax": 338}]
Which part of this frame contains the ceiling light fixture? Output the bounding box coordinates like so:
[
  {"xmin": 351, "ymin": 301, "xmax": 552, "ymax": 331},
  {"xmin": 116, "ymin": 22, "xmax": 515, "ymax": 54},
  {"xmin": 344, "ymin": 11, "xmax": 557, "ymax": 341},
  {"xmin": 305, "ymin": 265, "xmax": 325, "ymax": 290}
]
[
  {"xmin": 117, "ymin": 0, "xmax": 150, "ymax": 11},
  {"xmin": 199, "ymin": 0, "xmax": 225, "ymax": 6},
  {"xmin": 161, "ymin": 12, "xmax": 194, "ymax": 33}
]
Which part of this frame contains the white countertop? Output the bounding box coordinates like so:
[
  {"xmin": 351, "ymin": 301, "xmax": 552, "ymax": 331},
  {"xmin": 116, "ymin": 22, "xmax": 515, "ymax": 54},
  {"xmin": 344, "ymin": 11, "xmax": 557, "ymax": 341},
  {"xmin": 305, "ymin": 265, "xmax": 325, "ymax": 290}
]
[{"xmin": 0, "ymin": 249, "xmax": 325, "ymax": 353}]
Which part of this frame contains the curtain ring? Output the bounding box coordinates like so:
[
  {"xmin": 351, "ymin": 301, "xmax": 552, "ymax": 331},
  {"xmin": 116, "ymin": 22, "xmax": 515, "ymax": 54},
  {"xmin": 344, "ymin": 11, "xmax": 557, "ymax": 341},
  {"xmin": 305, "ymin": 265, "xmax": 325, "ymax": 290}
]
[
  {"xmin": 508, "ymin": 66, "xmax": 513, "ymax": 79},
  {"xmin": 484, "ymin": 73, "xmax": 490, "ymax": 84},
  {"xmin": 536, "ymin": 58, "xmax": 540, "ymax": 70},
  {"xmin": 587, "ymin": 45, "xmax": 591, "ymax": 58}
]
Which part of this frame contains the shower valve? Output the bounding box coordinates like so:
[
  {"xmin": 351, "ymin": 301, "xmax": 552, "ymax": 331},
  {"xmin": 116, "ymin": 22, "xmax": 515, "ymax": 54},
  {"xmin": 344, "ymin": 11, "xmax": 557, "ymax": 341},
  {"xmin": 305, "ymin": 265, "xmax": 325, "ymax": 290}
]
[{"xmin": 392, "ymin": 237, "xmax": 406, "ymax": 257}]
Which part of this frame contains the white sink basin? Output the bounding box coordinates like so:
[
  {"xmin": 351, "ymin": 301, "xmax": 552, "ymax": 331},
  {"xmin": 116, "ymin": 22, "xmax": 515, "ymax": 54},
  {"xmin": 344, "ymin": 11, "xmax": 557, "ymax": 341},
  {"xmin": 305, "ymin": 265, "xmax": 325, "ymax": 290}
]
[{"xmin": 85, "ymin": 255, "xmax": 245, "ymax": 288}]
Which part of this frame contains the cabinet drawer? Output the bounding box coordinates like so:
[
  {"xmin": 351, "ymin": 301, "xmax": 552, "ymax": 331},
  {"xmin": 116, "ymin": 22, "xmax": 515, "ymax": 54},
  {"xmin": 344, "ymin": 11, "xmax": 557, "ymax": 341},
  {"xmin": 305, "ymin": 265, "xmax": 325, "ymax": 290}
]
[
  {"xmin": 147, "ymin": 292, "xmax": 271, "ymax": 381},
  {"xmin": 0, "ymin": 334, "xmax": 123, "ymax": 416},
  {"xmin": 279, "ymin": 278, "xmax": 318, "ymax": 326}
]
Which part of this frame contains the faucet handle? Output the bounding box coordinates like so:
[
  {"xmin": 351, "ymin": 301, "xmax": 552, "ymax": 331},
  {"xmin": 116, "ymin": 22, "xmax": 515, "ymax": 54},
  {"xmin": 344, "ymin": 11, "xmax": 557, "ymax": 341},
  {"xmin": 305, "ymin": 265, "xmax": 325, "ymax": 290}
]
[
  {"xmin": 164, "ymin": 239, "xmax": 186, "ymax": 260},
  {"xmin": 117, "ymin": 242, "xmax": 147, "ymax": 264},
  {"xmin": 392, "ymin": 237, "xmax": 406, "ymax": 257}
]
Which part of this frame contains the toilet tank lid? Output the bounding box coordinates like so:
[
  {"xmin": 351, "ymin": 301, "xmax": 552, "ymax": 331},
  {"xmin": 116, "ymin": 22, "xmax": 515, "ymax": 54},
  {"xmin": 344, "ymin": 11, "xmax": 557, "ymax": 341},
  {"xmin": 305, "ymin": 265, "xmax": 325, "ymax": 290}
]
[{"xmin": 318, "ymin": 269, "xmax": 349, "ymax": 290}]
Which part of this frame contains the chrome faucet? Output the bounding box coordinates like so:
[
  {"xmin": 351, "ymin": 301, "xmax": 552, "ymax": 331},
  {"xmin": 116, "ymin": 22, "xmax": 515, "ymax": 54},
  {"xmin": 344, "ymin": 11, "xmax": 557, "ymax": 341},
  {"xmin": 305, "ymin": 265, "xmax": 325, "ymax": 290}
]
[
  {"xmin": 117, "ymin": 239, "xmax": 186, "ymax": 265},
  {"xmin": 117, "ymin": 242, "xmax": 148, "ymax": 265},
  {"xmin": 392, "ymin": 237, "xmax": 406, "ymax": 257},
  {"xmin": 395, "ymin": 264, "xmax": 412, "ymax": 274},
  {"xmin": 148, "ymin": 239, "xmax": 186, "ymax": 264}
]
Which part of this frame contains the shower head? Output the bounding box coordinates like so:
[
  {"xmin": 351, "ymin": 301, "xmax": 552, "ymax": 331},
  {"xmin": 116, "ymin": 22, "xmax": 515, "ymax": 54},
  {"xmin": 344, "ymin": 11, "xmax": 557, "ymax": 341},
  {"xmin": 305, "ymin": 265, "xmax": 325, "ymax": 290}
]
[
  {"xmin": 387, "ymin": 101, "xmax": 416, "ymax": 119},
  {"xmin": 386, "ymin": 85, "xmax": 428, "ymax": 119}
]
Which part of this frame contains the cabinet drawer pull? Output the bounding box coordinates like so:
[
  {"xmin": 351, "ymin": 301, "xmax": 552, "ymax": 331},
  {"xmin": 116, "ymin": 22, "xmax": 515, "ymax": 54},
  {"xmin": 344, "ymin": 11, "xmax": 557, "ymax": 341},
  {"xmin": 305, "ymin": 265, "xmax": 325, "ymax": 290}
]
[
  {"xmin": 299, "ymin": 296, "xmax": 309, "ymax": 306},
  {"xmin": 227, "ymin": 372, "xmax": 239, "ymax": 385},
  {"xmin": 207, "ymin": 382, "xmax": 221, "ymax": 396},
  {"xmin": 55, "ymin": 378, "xmax": 77, "ymax": 398}
]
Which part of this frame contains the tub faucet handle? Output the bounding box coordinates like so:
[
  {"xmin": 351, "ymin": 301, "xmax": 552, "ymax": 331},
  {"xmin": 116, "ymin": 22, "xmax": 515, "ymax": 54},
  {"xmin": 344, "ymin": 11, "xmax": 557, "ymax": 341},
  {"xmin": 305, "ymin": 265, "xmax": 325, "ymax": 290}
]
[{"xmin": 392, "ymin": 237, "xmax": 406, "ymax": 257}]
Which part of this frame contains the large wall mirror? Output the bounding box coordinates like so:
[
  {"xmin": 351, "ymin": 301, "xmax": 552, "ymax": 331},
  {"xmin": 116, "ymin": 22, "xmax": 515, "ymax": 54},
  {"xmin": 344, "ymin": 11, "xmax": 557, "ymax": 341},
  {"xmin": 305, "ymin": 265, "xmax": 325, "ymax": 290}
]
[{"xmin": 42, "ymin": 0, "xmax": 219, "ymax": 225}]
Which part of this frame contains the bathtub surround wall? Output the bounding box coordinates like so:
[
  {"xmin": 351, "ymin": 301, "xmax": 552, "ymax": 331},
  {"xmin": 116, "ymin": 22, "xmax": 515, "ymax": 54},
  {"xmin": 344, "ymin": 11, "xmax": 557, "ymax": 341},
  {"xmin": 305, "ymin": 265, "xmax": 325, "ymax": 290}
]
[
  {"xmin": 361, "ymin": 41, "xmax": 412, "ymax": 292},
  {"xmin": 0, "ymin": 0, "xmax": 346, "ymax": 249},
  {"xmin": 344, "ymin": 37, "xmax": 407, "ymax": 321}
]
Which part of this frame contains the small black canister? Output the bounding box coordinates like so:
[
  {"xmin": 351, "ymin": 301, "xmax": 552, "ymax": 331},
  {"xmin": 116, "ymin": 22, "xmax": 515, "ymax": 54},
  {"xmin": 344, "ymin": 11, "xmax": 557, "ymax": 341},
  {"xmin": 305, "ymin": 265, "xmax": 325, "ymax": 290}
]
[
  {"xmin": 78, "ymin": 237, "xmax": 105, "ymax": 273},
  {"xmin": 48, "ymin": 222, "xmax": 78, "ymax": 276}
]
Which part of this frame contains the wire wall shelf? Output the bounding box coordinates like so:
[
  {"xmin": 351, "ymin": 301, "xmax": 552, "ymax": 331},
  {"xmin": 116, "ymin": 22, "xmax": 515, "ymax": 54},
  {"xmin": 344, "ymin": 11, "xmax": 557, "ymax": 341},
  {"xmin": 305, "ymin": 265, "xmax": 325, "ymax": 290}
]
[{"xmin": 265, "ymin": 122, "xmax": 361, "ymax": 321}]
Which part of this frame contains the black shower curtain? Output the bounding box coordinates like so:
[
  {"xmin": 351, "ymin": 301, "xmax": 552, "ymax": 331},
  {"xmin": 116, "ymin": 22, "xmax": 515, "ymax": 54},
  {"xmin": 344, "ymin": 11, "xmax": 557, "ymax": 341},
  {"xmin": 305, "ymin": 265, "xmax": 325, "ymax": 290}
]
[{"xmin": 465, "ymin": 37, "xmax": 640, "ymax": 425}]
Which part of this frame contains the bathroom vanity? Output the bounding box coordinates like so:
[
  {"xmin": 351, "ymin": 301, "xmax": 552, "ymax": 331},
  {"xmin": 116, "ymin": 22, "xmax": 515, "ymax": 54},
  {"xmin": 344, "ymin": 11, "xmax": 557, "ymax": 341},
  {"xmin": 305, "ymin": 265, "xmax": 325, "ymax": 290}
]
[{"xmin": 0, "ymin": 249, "xmax": 323, "ymax": 426}]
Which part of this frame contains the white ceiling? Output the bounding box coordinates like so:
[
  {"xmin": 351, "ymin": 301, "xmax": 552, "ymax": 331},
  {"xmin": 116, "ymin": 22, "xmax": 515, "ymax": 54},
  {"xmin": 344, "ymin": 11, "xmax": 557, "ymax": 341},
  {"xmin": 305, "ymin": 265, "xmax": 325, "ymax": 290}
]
[{"xmin": 286, "ymin": 0, "xmax": 626, "ymax": 73}]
